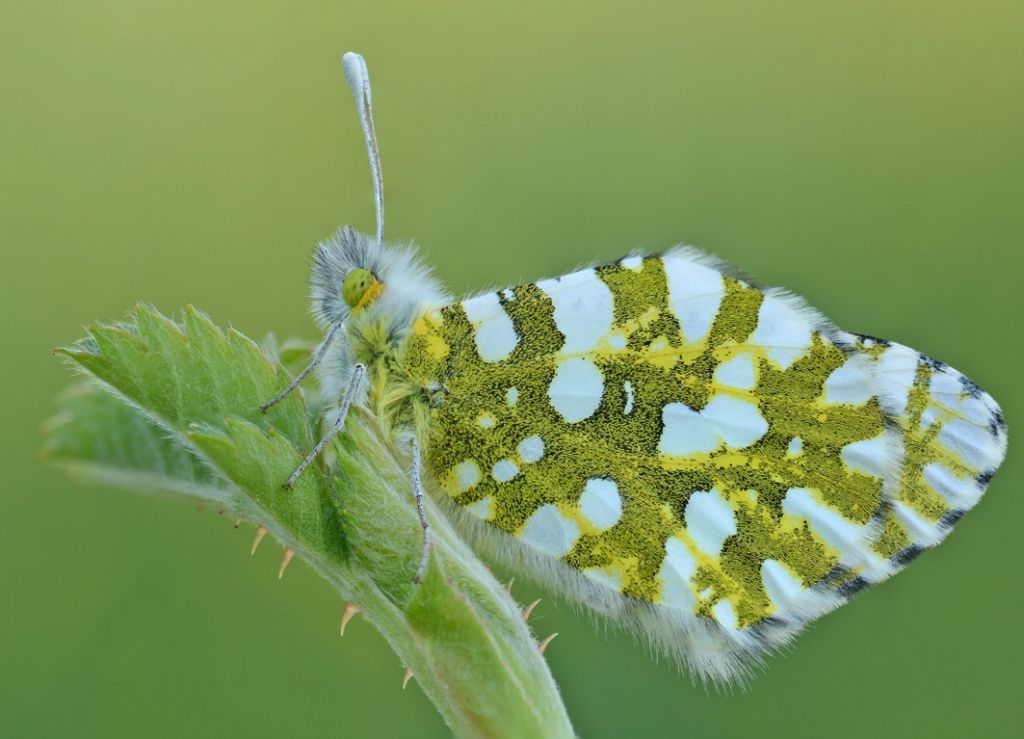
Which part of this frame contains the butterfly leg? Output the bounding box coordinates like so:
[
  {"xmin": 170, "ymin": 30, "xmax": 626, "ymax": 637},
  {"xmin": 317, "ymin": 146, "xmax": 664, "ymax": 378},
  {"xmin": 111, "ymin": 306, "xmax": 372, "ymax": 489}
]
[
  {"xmin": 261, "ymin": 321, "xmax": 343, "ymax": 413},
  {"xmin": 283, "ymin": 362, "xmax": 365, "ymax": 490},
  {"xmin": 409, "ymin": 435, "xmax": 432, "ymax": 584}
]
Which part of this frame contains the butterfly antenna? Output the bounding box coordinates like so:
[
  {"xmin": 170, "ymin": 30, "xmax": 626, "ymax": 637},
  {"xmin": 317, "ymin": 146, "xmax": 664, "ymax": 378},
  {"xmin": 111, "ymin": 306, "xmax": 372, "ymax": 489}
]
[{"xmin": 342, "ymin": 51, "xmax": 384, "ymax": 248}]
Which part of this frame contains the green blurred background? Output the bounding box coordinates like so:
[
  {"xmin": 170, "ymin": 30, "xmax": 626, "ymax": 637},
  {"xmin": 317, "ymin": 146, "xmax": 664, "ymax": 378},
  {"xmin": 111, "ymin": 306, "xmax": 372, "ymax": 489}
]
[{"xmin": 2, "ymin": 1, "xmax": 1021, "ymax": 736}]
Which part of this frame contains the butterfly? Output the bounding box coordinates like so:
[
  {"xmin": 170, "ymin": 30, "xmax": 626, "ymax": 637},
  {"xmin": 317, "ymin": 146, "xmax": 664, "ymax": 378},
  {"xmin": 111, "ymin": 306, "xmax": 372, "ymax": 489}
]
[{"xmin": 263, "ymin": 52, "xmax": 1008, "ymax": 683}]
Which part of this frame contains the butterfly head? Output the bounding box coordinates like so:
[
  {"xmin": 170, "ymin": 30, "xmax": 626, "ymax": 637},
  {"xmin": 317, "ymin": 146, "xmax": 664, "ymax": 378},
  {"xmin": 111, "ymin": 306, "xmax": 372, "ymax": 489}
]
[
  {"xmin": 309, "ymin": 225, "xmax": 449, "ymax": 333},
  {"xmin": 343, "ymin": 268, "xmax": 384, "ymax": 312},
  {"xmin": 309, "ymin": 226, "xmax": 382, "ymax": 326}
]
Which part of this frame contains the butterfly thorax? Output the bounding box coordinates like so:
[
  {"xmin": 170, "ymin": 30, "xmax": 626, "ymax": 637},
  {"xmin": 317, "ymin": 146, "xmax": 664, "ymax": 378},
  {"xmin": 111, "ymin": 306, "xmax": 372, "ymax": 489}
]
[{"xmin": 341, "ymin": 309, "xmax": 434, "ymax": 442}]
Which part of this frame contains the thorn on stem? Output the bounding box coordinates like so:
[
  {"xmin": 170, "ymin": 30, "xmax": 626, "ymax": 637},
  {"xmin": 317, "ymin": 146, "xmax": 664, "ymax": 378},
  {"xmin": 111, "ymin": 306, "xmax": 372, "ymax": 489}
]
[
  {"xmin": 278, "ymin": 547, "xmax": 295, "ymax": 578},
  {"xmin": 522, "ymin": 599, "xmax": 541, "ymax": 622},
  {"xmin": 250, "ymin": 526, "xmax": 268, "ymax": 555},
  {"xmin": 505, "ymin": 577, "xmax": 515, "ymax": 594},
  {"xmin": 339, "ymin": 602, "xmax": 361, "ymax": 636},
  {"xmin": 233, "ymin": 518, "xmax": 242, "ymax": 529},
  {"xmin": 402, "ymin": 667, "xmax": 414, "ymax": 689},
  {"xmin": 538, "ymin": 632, "xmax": 559, "ymax": 655}
]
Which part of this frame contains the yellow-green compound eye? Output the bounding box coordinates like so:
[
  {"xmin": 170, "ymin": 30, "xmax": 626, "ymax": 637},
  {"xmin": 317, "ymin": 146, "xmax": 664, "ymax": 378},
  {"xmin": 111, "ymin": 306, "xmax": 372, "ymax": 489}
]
[{"xmin": 342, "ymin": 268, "xmax": 383, "ymax": 311}]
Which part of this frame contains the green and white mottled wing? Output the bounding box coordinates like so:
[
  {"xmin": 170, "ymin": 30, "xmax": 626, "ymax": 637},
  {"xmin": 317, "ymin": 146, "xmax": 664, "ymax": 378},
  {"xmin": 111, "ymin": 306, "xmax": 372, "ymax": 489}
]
[{"xmin": 400, "ymin": 248, "xmax": 1007, "ymax": 682}]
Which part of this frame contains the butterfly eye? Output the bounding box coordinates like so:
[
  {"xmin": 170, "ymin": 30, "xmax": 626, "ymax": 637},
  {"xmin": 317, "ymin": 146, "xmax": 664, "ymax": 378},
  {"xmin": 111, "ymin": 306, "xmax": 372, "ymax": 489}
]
[{"xmin": 342, "ymin": 268, "xmax": 383, "ymax": 311}]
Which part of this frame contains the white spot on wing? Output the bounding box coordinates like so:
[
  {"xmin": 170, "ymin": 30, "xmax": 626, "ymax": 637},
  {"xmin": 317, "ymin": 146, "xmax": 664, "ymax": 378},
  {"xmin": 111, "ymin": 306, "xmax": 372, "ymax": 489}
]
[
  {"xmin": 517, "ymin": 435, "xmax": 545, "ymax": 463},
  {"xmin": 492, "ymin": 459, "xmax": 519, "ymax": 483},
  {"xmin": 824, "ymin": 355, "xmax": 875, "ymax": 405},
  {"xmin": 506, "ymin": 387, "xmax": 519, "ymax": 406},
  {"xmin": 715, "ymin": 352, "xmax": 756, "ymax": 390},
  {"xmin": 891, "ymin": 500, "xmax": 941, "ymax": 547},
  {"xmin": 537, "ymin": 269, "xmax": 614, "ymax": 355},
  {"xmin": 661, "ymin": 255, "xmax": 725, "ymax": 344},
  {"xmin": 787, "ymin": 437, "xmax": 804, "ymax": 456},
  {"xmin": 923, "ymin": 463, "xmax": 980, "ymax": 509},
  {"xmin": 465, "ymin": 496, "xmax": 494, "ymax": 521},
  {"xmin": 659, "ymin": 537, "xmax": 698, "ymax": 611},
  {"xmin": 875, "ymin": 344, "xmax": 918, "ymax": 416},
  {"xmin": 659, "ymin": 395, "xmax": 768, "ymax": 457},
  {"xmin": 711, "ymin": 599, "xmax": 739, "ymax": 631},
  {"xmin": 519, "ymin": 504, "xmax": 580, "ymax": 558},
  {"xmin": 453, "ymin": 461, "xmax": 480, "ymax": 494},
  {"xmin": 607, "ymin": 333, "xmax": 627, "ymax": 351},
  {"xmin": 623, "ymin": 381, "xmax": 635, "ymax": 414},
  {"xmin": 939, "ymin": 419, "xmax": 1001, "ymax": 470},
  {"xmin": 955, "ymin": 393, "xmax": 997, "ymax": 428},
  {"xmin": 684, "ymin": 489, "xmax": 736, "ymax": 556},
  {"xmin": 761, "ymin": 559, "xmax": 806, "ymax": 612},
  {"xmin": 929, "ymin": 369, "xmax": 963, "ymax": 401},
  {"xmin": 579, "ymin": 478, "xmax": 623, "ymax": 530},
  {"xmin": 462, "ymin": 292, "xmax": 518, "ymax": 362},
  {"xmin": 748, "ymin": 294, "xmax": 814, "ymax": 370},
  {"xmin": 477, "ymin": 413, "xmax": 496, "ymax": 429},
  {"xmin": 548, "ymin": 357, "xmax": 604, "ymax": 423},
  {"xmin": 620, "ymin": 255, "xmax": 643, "ymax": 272},
  {"xmin": 840, "ymin": 435, "xmax": 889, "ymax": 478}
]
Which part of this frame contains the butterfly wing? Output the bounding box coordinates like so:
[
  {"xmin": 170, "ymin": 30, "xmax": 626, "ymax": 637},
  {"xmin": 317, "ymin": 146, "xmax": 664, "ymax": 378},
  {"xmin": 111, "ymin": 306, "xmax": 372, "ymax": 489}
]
[{"xmin": 401, "ymin": 248, "xmax": 1007, "ymax": 682}]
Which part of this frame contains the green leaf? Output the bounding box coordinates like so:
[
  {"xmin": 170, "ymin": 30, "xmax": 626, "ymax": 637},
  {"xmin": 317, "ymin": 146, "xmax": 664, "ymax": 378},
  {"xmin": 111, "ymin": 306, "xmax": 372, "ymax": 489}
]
[
  {"xmin": 43, "ymin": 382, "xmax": 246, "ymax": 515},
  {"xmin": 56, "ymin": 304, "xmax": 343, "ymax": 561},
  {"xmin": 49, "ymin": 305, "xmax": 575, "ymax": 739},
  {"xmin": 188, "ymin": 418, "xmax": 345, "ymax": 561}
]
